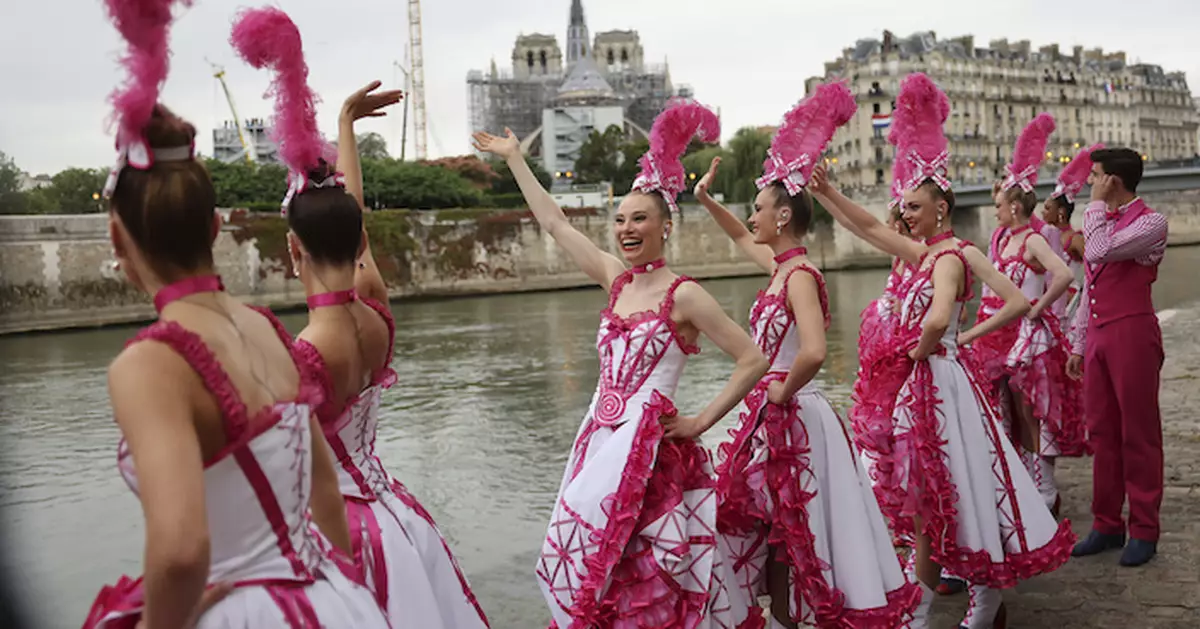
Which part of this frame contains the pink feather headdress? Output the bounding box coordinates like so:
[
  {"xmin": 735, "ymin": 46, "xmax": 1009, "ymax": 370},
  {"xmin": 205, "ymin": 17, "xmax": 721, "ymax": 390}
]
[
  {"xmin": 1001, "ymin": 113, "xmax": 1056, "ymax": 192},
  {"xmin": 888, "ymin": 73, "xmax": 952, "ymax": 206},
  {"xmin": 230, "ymin": 7, "xmax": 340, "ymax": 215},
  {"xmin": 756, "ymin": 81, "xmax": 856, "ymax": 194},
  {"xmin": 101, "ymin": 0, "xmax": 193, "ymax": 198},
  {"xmin": 631, "ymin": 98, "xmax": 720, "ymax": 212},
  {"xmin": 1052, "ymin": 143, "xmax": 1104, "ymax": 203}
]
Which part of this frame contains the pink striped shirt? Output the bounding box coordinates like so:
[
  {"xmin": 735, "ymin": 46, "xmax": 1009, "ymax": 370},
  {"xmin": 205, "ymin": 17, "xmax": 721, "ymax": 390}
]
[{"xmin": 1069, "ymin": 198, "xmax": 1168, "ymax": 355}]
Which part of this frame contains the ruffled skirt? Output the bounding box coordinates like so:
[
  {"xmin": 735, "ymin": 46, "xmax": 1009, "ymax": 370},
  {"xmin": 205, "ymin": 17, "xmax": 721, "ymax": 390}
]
[
  {"xmin": 344, "ymin": 481, "xmax": 489, "ymax": 628},
  {"xmin": 82, "ymin": 559, "xmax": 389, "ymax": 629},
  {"xmin": 716, "ymin": 375, "xmax": 920, "ymax": 628},
  {"xmin": 889, "ymin": 353, "xmax": 1075, "ymax": 587},
  {"xmin": 537, "ymin": 392, "xmax": 741, "ymax": 629}
]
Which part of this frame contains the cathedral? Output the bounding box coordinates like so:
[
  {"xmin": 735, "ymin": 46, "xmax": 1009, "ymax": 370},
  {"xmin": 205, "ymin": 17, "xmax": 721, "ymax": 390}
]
[{"xmin": 466, "ymin": 0, "xmax": 692, "ymax": 186}]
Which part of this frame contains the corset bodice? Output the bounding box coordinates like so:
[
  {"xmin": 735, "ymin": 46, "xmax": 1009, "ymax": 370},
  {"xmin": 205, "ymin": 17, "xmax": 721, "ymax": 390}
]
[
  {"xmin": 748, "ymin": 264, "xmax": 829, "ymax": 394},
  {"xmin": 587, "ymin": 273, "xmax": 697, "ymax": 426},
  {"xmin": 115, "ymin": 313, "xmax": 331, "ymax": 586},
  {"xmin": 900, "ymin": 249, "xmax": 972, "ymax": 356},
  {"xmin": 981, "ymin": 229, "xmax": 1044, "ymax": 316}
]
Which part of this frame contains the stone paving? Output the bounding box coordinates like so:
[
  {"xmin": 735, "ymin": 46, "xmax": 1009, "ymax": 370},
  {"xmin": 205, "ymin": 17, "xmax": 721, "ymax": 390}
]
[{"xmin": 927, "ymin": 304, "xmax": 1200, "ymax": 628}]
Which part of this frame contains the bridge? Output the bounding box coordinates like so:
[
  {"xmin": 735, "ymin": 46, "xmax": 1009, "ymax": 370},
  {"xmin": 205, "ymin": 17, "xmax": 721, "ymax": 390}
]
[{"xmin": 953, "ymin": 166, "xmax": 1200, "ymax": 209}]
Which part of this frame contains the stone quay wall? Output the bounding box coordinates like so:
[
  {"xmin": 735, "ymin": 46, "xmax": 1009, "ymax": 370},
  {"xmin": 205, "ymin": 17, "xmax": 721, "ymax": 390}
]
[{"xmin": 2, "ymin": 189, "xmax": 1198, "ymax": 335}]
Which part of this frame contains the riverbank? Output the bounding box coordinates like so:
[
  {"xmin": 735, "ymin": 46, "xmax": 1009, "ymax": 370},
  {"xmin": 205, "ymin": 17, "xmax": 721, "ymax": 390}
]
[{"xmin": 928, "ymin": 303, "xmax": 1200, "ymax": 627}]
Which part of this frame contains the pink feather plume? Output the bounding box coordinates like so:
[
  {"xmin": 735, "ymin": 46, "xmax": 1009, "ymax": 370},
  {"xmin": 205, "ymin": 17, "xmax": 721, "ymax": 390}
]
[
  {"xmin": 1007, "ymin": 112, "xmax": 1057, "ymax": 187},
  {"xmin": 888, "ymin": 73, "xmax": 951, "ymax": 193},
  {"xmin": 762, "ymin": 81, "xmax": 856, "ymax": 186},
  {"xmin": 1056, "ymin": 143, "xmax": 1104, "ymax": 193},
  {"xmin": 104, "ymin": 0, "xmax": 191, "ymax": 142},
  {"xmin": 230, "ymin": 7, "xmax": 333, "ymax": 173},
  {"xmin": 633, "ymin": 98, "xmax": 720, "ymax": 201}
]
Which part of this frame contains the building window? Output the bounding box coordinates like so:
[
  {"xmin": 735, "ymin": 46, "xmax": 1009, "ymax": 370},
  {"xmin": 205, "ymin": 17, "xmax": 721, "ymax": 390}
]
[
  {"xmin": 873, "ymin": 127, "xmax": 883, "ymax": 139},
  {"xmin": 540, "ymin": 50, "xmax": 547, "ymax": 70},
  {"xmin": 621, "ymin": 48, "xmax": 629, "ymax": 63},
  {"xmin": 873, "ymin": 103, "xmax": 881, "ymax": 114},
  {"xmin": 875, "ymin": 169, "xmax": 885, "ymax": 185},
  {"xmin": 527, "ymin": 51, "xmax": 534, "ymax": 68},
  {"xmin": 607, "ymin": 49, "xmax": 614, "ymax": 65},
  {"xmin": 875, "ymin": 147, "xmax": 884, "ymax": 163}
]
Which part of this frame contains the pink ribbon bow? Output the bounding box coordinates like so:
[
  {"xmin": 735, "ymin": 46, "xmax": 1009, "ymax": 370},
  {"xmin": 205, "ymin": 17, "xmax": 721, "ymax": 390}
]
[
  {"xmin": 902, "ymin": 150, "xmax": 951, "ymax": 192},
  {"xmin": 1001, "ymin": 163, "xmax": 1038, "ymax": 193},
  {"xmin": 754, "ymin": 148, "xmax": 811, "ymax": 195},
  {"xmin": 280, "ymin": 169, "xmax": 347, "ymax": 216},
  {"xmin": 631, "ymin": 153, "xmax": 682, "ymax": 212},
  {"xmin": 1052, "ymin": 180, "xmax": 1084, "ymax": 203}
]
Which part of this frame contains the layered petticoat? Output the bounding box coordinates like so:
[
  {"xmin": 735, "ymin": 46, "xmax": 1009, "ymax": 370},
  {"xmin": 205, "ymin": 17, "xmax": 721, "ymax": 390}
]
[
  {"xmin": 889, "ymin": 346, "xmax": 1076, "ymax": 588},
  {"xmin": 538, "ymin": 392, "xmax": 743, "ymax": 629},
  {"xmin": 716, "ymin": 375, "xmax": 920, "ymax": 628},
  {"xmin": 971, "ymin": 297, "xmax": 1088, "ymax": 458}
]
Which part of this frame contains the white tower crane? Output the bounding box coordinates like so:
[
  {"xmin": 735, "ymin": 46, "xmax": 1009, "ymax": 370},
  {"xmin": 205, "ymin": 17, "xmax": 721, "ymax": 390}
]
[{"xmin": 407, "ymin": 0, "xmax": 428, "ymax": 160}]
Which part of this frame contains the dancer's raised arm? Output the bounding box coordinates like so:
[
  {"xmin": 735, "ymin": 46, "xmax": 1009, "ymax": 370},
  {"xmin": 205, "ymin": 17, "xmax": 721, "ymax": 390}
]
[
  {"xmin": 958, "ymin": 245, "xmax": 1032, "ymax": 345},
  {"xmin": 810, "ymin": 165, "xmax": 925, "ymax": 265},
  {"xmin": 337, "ymin": 81, "xmax": 402, "ymax": 305},
  {"xmin": 695, "ymin": 157, "xmax": 774, "ymax": 272},
  {"xmin": 474, "ymin": 129, "xmax": 626, "ymax": 290},
  {"xmin": 659, "ymin": 284, "xmax": 769, "ymax": 439}
]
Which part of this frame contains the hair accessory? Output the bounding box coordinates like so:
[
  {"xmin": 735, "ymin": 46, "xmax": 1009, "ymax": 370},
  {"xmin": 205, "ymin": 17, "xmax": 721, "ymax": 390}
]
[
  {"xmin": 756, "ymin": 81, "xmax": 856, "ymax": 195},
  {"xmin": 631, "ymin": 99, "xmax": 720, "ymax": 212},
  {"xmin": 100, "ymin": 0, "xmax": 191, "ymax": 199},
  {"xmin": 889, "ymin": 73, "xmax": 952, "ymax": 196},
  {"xmin": 230, "ymin": 6, "xmax": 341, "ymax": 215},
  {"xmin": 1001, "ymin": 113, "xmax": 1056, "ymax": 193},
  {"xmin": 1052, "ymin": 143, "xmax": 1104, "ymax": 203}
]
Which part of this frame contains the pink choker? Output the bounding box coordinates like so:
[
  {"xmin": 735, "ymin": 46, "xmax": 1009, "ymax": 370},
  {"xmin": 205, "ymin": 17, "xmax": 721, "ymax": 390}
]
[
  {"xmin": 924, "ymin": 231, "xmax": 956, "ymax": 246},
  {"xmin": 153, "ymin": 275, "xmax": 224, "ymax": 313},
  {"xmin": 632, "ymin": 259, "xmax": 665, "ymax": 274},
  {"xmin": 773, "ymin": 247, "xmax": 807, "ymax": 264},
  {"xmin": 307, "ymin": 289, "xmax": 357, "ymax": 309}
]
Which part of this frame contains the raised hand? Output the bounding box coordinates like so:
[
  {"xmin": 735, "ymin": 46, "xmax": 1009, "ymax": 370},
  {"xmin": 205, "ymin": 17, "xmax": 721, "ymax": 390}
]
[
  {"xmin": 341, "ymin": 80, "xmax": 404, "ymax": 123},
  {"xmin": 809, "ymin": 163, "xmax": 831, "ymax": 196},
  {"xmin": 472, "ymin": 128, "xmax": 521, "ymax": 160},
  {"xmin": 695, "ymin": 156, "xmax": 721, "ymax": 199},
  {"xmin": 1090, "ymin": 171, "xmax": 1114, "ymax": 204}
]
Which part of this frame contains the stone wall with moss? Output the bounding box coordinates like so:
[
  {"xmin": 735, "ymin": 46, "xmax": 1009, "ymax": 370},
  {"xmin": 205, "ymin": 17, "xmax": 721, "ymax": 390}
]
[{"xmin": 4, "ymin": 192, "xmax": 1198, "ymax": 334}]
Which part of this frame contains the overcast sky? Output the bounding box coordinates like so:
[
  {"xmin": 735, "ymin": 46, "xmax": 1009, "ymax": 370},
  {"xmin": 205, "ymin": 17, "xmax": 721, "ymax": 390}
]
[{"xmin": 1, "ymin": 0, "xmax": 1196, "ymax": 175}]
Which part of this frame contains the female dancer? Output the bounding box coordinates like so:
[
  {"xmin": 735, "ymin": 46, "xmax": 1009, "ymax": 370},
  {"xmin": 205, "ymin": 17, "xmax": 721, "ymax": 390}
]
[
  {"xmin": 1042, "ymin": 144, "xmax": 1102, "ymax": 327},
  {"xmin": 697, "ymin": 82, "xmax": 919, "ymax": 629},
  {"xmin": 473, "ymin": 100, "xmax": 768, "ymax": 628},
  {"xmin": 84, "ymin": 2, "xmax": 389, "ymax": 626},
  {"xmin": 230, "ymin": 8, "xmax": 490, "ymax": 627},
  {"xmin": 809, "ymin": 73, "xmax": 1074, "ymax": 629},
  {"xmin": 966, "ymin": 114, "xmax": 1086, "ymax": 515}
]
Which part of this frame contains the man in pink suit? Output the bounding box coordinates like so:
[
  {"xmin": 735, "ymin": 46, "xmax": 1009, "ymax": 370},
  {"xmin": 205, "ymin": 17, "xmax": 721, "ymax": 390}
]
[{"xmin": 1066, "ymin": 147, "xmax": 1168, "ymax": 567}]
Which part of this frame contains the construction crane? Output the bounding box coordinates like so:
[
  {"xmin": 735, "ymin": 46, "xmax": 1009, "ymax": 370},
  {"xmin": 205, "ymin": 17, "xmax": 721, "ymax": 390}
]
[
  {"xmin": 209, "ymin": 61, "xmax": 256, "ymax": 164},
  {"xmin": 407, "ymin": 0, "xmax": 428, "ymax": 160}
]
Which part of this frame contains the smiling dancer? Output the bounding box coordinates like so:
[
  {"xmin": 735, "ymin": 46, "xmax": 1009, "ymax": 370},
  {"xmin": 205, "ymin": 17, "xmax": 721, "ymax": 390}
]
[
  {"xmin": 965, "ymin": 114, "xmax": 1086, "ymax": 516},
  {"xmin": 696, "ymin": 82, "xmax": 918, "ymax": 629},
  {"xmin": 1042, "ymin": 144, "xmax": 1103, "ymax": 329},
  {"xmin": 474, "ymin": 101, "xmax": 767, "ymax": 628},
  {"xmin": 230, "ymin": 7, "xmax": 490, "ymax": 627},
  {"xmin": 808, "ymin": 73, "xmax": 1074, "ymax": 629},
  {"xmin": 83, "ymin": 1, "xmax": 388, "ymax": 626}
]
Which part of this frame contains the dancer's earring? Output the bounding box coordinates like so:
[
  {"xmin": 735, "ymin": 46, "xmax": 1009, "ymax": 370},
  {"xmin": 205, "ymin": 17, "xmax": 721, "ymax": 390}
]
[{"xmin": 937, "ymin": 212, "xmax": 944, "ymax": 230}]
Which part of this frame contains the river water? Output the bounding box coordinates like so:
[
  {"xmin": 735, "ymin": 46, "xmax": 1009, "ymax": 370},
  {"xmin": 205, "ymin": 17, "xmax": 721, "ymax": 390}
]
[{"xmin": 3, "ymin": 246, "xmax": 1198, "ymax": 628}]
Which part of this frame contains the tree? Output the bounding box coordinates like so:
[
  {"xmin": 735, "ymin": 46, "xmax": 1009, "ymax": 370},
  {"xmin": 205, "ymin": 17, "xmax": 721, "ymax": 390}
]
[
  {"xmin": 357, "ymin": 132, "xmax": 389, "ymax": 160},
  {"xmin": 724, "ymin": 127, "xmax": 773, "ymax": 203},
  {"xmin": 422, "ymin": 155, "xmax": 499, "ymax": 190},
  {"xmin": 361, "ymin": 159, "xmax": 483, "ymax": 209},
  {"xmin": 614, "ymin": 138, "xmax": 649, "ymax": 194},
  {"xmin": 489, "ymin": 156, "xmax": 552, "ymax": 194},
  {"xmin": 574, "ymin": 125, "xmax": 626, "ymax": 184},
  {"xmin": 0, "ymin": 152, "xmax": 20, "ymax": 195},
  {"xmin": 48, "ymin": 168, "xmax": 107, "ymax": 213}
]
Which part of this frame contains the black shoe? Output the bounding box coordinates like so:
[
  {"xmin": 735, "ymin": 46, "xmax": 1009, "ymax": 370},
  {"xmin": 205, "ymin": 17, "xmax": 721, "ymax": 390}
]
[
  {"xmin": 1071, "ymin": 530, "xmax": 1126, "ymax": 557},
  {"xmin": 1119, "ymin": 539, "xmax": 1157, "ymax": 567}
]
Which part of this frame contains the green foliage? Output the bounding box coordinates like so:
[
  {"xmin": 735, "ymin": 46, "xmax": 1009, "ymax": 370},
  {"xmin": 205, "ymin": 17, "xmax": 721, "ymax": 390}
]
[
  {"xmin": 204, "ymin": 159, "xmax": 288, "ymax": 209},
  {"xmin": 725, "ymin": 127, "xmax": 773, "ymax": 203},
  {"xmin": 488, "ymin": 156, "xmax": 552, "ymax": 194},
  {"xmin": 574, "ymin": 125, "xmax": 627, "ymax": 184},
  {"xmin": 0, "ymin": 152, "xmax": 20, "ymax": 195},
  {"xmin": 46, "ymin": 168, "xmax": 107, "ymax": 213},
  {"xmin": 422, "ymin": 155, "xmax": 499, "ymax": 190}
]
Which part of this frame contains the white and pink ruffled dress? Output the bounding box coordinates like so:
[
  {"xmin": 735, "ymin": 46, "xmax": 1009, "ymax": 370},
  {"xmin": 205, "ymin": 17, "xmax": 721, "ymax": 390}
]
[
  {"xmin": 83, "ymin": 309, "xmax": 390, "ymax": 629},
  {"xmin": 536, "ymin": 272, "xmax": 742, "ymax": 628},
  {"xmin": 716, "ymin": 263, "xmax": 919, "ymax": 628},
  {"xmin": 970, "ymin": 227, "xmax": 1087, "ymax": 459},
  {"xmin": 293, "ymin": 295, "xmax": 489, "ymax": 629},
  {"xmin": 888, "ymin": 247, "xmax": 1075, "ymax": 586}
]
